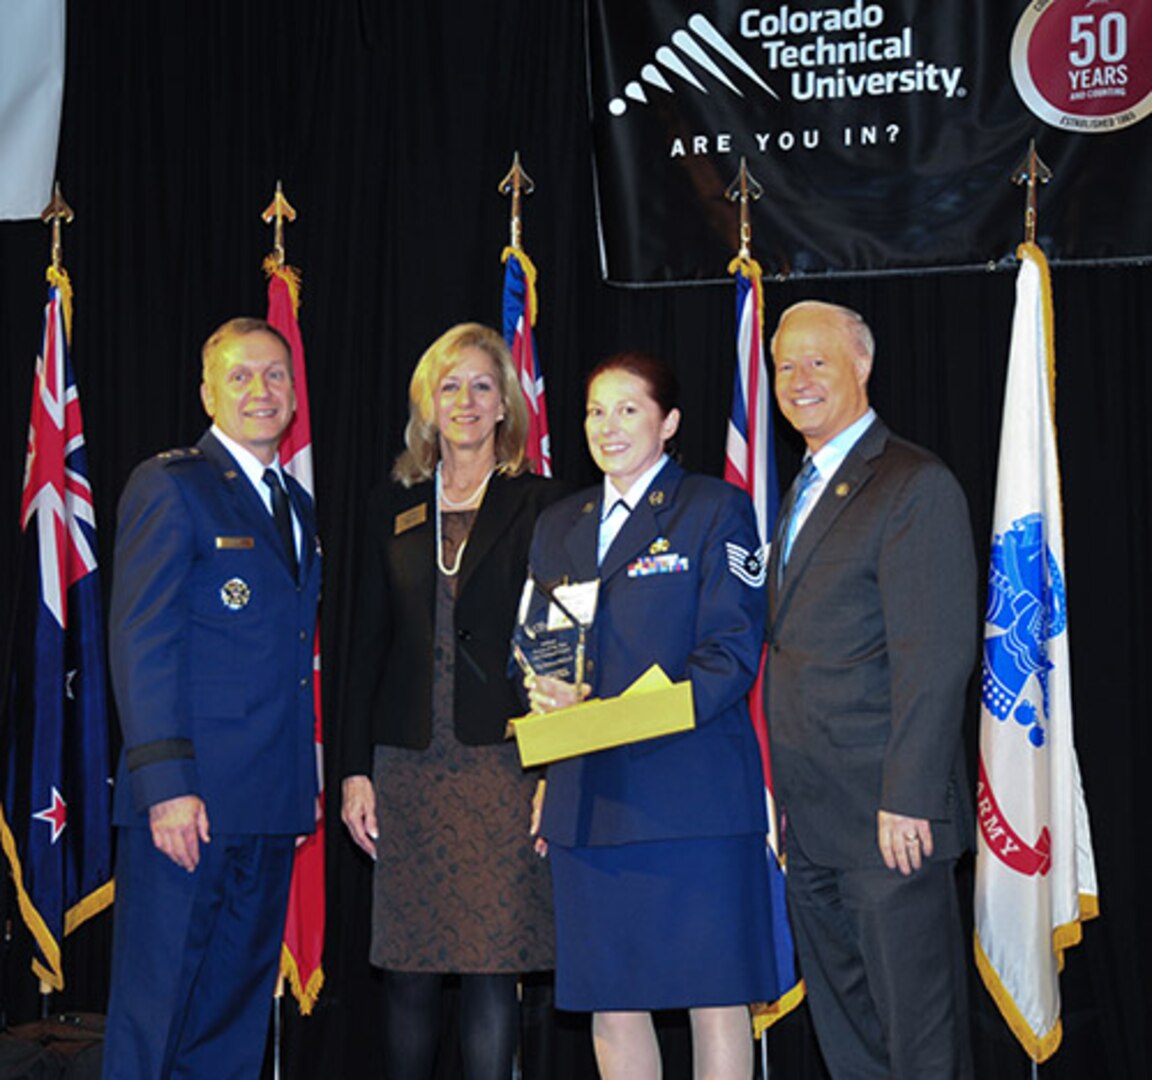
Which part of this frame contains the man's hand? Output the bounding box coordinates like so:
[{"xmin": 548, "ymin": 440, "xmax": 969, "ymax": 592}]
[
  {"xmin": 877, "ymin": 809, "xmax": 933, "ymax": 876},
  {"xmin": 149, "ymin": 795, "xmax": 210, "ymax": 872},
  {"xmin": 341, "ymin": 774, "xmax": 378, "ymax": 859}
]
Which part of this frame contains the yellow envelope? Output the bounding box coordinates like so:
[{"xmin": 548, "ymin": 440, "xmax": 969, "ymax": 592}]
[{"xmin": 509, "ymin": 664, "xmax": 695, "ymax": 768}]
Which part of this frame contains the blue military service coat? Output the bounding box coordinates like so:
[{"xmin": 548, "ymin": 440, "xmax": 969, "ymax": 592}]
[
  {"xmin": 529, "ymin": 459, "xmax": 769, "ymax": 849},
  {"xmin": 110, "ymin": 431, "xmax": 321, "ymax": 836}
]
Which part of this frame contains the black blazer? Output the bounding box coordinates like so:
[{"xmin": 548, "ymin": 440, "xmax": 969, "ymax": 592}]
[{"xmin": 341, "ymin": 470, "xmax": 565, "ymax": 775}]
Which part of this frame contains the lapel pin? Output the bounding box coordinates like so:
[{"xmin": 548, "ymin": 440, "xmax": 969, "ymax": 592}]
[
  {"xmin": 648, "ymin": 490, "xmax": 665, "ymax": 507},
  {"xmin": 582, "ymin": 501, "xmax": 596, "ymax": 515},
  {"xmin": 835, "ymin": 482, "xmax": 850, "ymax": 497}
]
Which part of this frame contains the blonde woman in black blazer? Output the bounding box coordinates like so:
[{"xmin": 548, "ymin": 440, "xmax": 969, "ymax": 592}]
[{"xmin": 341, "ymin": 323, "xmax": 564, "ymax": 1080}]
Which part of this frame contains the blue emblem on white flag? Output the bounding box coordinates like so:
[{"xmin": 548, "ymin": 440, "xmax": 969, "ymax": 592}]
[{"xmin": 981, "ymin": 512, "xmax": 1067, "ymax": 746}]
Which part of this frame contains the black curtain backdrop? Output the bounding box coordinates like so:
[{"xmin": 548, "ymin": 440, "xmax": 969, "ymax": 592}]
[{"xmin": 0, "ymin": 3, "xmax": 1148, "ymax": 1077}]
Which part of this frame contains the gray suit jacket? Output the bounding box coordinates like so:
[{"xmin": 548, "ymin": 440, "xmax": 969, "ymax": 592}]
[{"xmin": 765, "ymin": 417, "xmax": 977, "ymax": 868}]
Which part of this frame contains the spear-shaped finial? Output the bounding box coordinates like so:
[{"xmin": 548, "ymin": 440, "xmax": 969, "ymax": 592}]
[
  {"xmin": 1011, "ymin": 139, "xmax": 1053, "ymax": 246},
  {"xmin": 498, "ymin": 152, "xmax": 535, "ymax": 252},
  {"xmin": 40, "ymin": 182, "xmax": 74, "ymax": 271},
  {"xmin": 261, "ymin": 180, "xmax": 297, "ymax": 268},
  {"xmin": 724, "ymin": 158, "xmax": 764, "ymax": 260}
]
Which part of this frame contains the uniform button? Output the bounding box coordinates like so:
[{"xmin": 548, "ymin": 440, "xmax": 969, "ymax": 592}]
[
  {"xmin": 299, "ymin": 629, "xmax": 308, "ymax": 641},
  {"xmin": 300, "ymin": 677, "xmax": 309, "ymax": 687}
]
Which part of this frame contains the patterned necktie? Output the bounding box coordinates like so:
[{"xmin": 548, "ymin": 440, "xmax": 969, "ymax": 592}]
[
  {"xmin": 780, "ymin": 458, "xmax": 819, "ymax": 574},
  {"xmin": 263, "ymin": 468, "xmax": 297, "ymax": 576}
]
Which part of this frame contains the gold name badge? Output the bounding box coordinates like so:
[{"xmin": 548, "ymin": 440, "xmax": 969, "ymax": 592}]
[
  {"xmin": 216, "ymin": 536, "xmax": 255, "ymax": 549},
  {"xmin": 395, "ymin": 503, "xmax": 428, "ymax": 535}
]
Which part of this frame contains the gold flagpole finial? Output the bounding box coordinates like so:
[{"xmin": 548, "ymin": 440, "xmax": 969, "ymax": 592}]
[
  {"xmin": 261, "ymin": 180, "xmax": 298, "ymax": 268},
  {"xmin": 40, "ymin": 181, "xmax": 74, "ymax": 271},
  {"xmin": 1011, "ymin": 139, "xmax": 1053, "ymax": 247},
  {"xmin": 498, "ymin": 151, "xmax": 535, "ymax": 252},
  {"xmin": 724, "ymin": 158, "xmax": 764, "ymax": 261}
]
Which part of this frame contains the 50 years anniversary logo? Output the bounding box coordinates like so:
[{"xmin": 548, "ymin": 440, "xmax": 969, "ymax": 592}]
[{"xmin": 1012, "ymin": 0, "xmax": 1152, "ymax": 132}]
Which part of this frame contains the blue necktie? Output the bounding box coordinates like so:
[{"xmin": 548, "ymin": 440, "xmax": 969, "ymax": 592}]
[{"xmin": 780, "ymin": 458, "xmax": 819, "ymax": 573}]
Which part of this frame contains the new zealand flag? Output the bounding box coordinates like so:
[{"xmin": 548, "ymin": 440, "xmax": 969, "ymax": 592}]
[{"xmin": 1, "ymin": 270, "xmax": 113, "ymax": 990}]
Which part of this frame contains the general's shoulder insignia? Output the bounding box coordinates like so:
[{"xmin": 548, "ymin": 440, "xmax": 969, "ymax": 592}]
[
  {"xmin": 725, "ymin": 541, "xmax": 766, "ymax": 588},
  {"xmin": 648, "ymin": 489, "xmax": 665, "ymax": 507},
  {"xmin": 157, "ymin": 446, "xmax": 202, "ymax": 464},
  {"xmin": 220, "ymin": 577, "xmax": 251, "ymax": 610}
]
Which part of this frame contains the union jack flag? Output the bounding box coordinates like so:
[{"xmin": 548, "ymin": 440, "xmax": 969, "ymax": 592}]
[
  {"xmin": 724, "ymin": 255, "xmax": 803, "ymax": 1032},
  {"xmin": 502, "ymin": 247, "xmax": 551, "ymax": 476},
  {"xmin": 1, "ymin": 268, "xmax": 113, "ymax": 990}
]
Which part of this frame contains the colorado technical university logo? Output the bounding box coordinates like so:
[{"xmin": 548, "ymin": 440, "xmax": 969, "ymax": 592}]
[
  {"xmin": 1011, "ymin": 0, "xmax": 1152, "ymax": 132},
  {"xmin": 606, "ymin": 12, "xmax": 779, "ymax": 115},
  {"xmin": 604, "ymin": 3, "xmax": 967, "ymax": 118}
]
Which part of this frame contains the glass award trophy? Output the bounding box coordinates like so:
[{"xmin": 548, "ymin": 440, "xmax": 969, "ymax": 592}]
[{"xmin": 512, "ymin": 574, "xmax": 599, "ymax": 688}]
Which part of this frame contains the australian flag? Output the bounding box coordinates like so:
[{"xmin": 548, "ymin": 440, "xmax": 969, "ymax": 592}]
[{"xmin": 1, "ymin": 270, "xmax": 113, "ymax": 991}]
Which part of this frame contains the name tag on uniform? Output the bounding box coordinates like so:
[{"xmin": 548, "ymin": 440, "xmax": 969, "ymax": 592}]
[
  {"xmin": 395, "ymin": 504, "xmax": 428, "ymax": 535},
  {"xmin": 627, "ymin": 554, "xmax": 690, "ymax": 578},
  {"xmin": 215, "ymin": 536, "xmax": 254, "ymax": 549}
]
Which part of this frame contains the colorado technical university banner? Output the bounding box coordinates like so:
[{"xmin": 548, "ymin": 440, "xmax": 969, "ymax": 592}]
[{"xmin": 587, "ymin": 0, "xmax": 1152, "ymax": 282}]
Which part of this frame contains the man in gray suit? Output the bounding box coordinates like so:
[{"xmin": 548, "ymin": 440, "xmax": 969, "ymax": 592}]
[{"xmin": 765, "ymin": 301, "xmax": 976, "ymax": 1078}]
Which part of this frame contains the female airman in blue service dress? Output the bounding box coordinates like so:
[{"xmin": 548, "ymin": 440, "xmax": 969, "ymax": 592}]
[
  {"xmin": 525, "ymin": 353, "xmax": 777, "ymax": 1080},
  {"xmin": 341, "ymin": 324, "xmax": 564, "ymax": 1080}
]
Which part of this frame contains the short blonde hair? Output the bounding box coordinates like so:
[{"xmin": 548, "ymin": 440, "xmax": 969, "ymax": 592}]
[
  {"xmin": 202, "ymin": 317, "xmax": 291, "ymax": 379},
  {"xmin": 392, "ymin": 322, "xmax": 529, "ymax": 486}
]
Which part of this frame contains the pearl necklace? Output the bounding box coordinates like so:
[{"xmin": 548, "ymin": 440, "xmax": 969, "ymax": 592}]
[
  {"xmin": 437, "ymin": 462, "xmax": 495, "ymax": 508},
  {"xmin": 435, "ymin": 463, "xmax": 493, "ymax": 576}
]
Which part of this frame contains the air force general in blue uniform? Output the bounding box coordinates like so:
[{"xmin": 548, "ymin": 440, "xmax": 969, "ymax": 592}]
[{"xmin": 103, "ymin": 319, "xmax": 320, "ymax": 1080}]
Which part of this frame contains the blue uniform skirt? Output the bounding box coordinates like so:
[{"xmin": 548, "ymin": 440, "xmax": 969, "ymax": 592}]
[{"xmin": 549, "ymin": 833, "xmax": 779, "ymax": 1012}]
